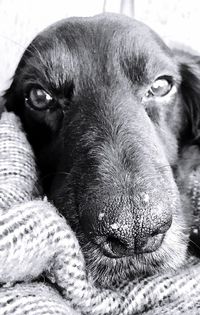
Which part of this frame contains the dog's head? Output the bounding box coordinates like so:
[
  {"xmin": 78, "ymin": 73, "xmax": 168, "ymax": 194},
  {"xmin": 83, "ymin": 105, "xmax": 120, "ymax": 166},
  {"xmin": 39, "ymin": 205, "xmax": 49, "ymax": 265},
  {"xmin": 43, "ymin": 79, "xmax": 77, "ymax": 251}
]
[{"xmin": 4, "ymin": 14, "xmax": 200, "ymax": 287}]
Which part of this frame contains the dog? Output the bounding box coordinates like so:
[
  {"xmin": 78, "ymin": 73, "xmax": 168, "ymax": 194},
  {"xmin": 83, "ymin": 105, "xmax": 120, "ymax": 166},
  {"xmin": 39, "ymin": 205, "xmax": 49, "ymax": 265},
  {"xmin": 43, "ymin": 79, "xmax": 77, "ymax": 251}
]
[{"xmin": 3, "ymin": 13, "xmax": 200, "ymax": 288}]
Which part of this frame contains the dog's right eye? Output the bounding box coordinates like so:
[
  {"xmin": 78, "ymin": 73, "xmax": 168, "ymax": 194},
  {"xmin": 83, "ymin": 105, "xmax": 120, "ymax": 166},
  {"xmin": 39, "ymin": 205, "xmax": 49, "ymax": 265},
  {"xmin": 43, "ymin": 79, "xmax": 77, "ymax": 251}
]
[
  {"xmin": 25, "ymin": 88, "xmax": 53, "ymax": 110},
  {"xmin": 145, "ymin": 77, "xmax": 173, "ymax": 98}
]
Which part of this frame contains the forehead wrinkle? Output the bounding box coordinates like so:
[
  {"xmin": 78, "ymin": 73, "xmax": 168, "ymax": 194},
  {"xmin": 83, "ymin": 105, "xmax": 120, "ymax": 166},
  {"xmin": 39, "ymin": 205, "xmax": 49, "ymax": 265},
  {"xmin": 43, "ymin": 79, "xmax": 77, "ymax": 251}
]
[
  {"xmin": 101, "ymin": 17, "xmax": 179, "ymax": 85},
  {"xmin": 113, "ymin": 26, "xmax": 180, "ymax": 85},
  {"xmin": 20, "ymin": 38, "xmax": 79, "ymax": 94},
  {"xmin": 36, "ymin": 27, "xmax": 99, "ymax": 90}
]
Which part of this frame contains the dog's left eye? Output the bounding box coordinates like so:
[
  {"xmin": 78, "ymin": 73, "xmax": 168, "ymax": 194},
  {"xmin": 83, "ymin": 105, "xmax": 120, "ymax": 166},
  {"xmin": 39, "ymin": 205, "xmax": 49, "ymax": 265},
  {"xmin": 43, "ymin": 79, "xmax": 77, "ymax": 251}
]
[
  {"xmin": 146, "ymin": 77, "xmax": 172, "ymax": 98},
  {"xmin": 25, "ymin": 88, "xmax": 53, "ymax": 110}
]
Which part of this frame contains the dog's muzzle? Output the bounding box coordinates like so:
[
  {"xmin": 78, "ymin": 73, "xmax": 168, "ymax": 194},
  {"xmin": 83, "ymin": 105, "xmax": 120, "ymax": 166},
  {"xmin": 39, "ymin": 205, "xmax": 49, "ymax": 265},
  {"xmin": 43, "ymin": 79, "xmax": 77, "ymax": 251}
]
[{"xmin": 80, "ymin": 195, "xmax": 172, "ymax": 258}]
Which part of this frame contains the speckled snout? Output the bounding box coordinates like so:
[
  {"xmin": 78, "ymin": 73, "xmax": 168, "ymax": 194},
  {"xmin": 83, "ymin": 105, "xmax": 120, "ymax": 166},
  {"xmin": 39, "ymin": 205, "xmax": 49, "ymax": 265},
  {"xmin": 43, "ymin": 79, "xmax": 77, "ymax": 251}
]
[
  {"xmin": 80, "ymin": 182, "xmax": 174, "ymax": 258},
  {"xmin": 78, "ymin": 102, "xmax": 177, "ymax": 259}
]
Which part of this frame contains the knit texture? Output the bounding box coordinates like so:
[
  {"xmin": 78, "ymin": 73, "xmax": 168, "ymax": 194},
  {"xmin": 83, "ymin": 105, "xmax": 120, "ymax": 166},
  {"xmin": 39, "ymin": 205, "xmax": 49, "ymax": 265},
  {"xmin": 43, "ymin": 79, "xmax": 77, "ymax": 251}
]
[{"xmin": 1, "ymin": 111, "xmax": 200, "ymax": 315}]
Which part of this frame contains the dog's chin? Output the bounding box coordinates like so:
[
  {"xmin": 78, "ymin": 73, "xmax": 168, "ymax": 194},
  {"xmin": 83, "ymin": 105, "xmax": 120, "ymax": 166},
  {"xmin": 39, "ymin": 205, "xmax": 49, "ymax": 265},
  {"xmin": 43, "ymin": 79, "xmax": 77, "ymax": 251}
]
[{"xmin": 77, "ymin": 215, "xmax": 189, "ymax": 289}]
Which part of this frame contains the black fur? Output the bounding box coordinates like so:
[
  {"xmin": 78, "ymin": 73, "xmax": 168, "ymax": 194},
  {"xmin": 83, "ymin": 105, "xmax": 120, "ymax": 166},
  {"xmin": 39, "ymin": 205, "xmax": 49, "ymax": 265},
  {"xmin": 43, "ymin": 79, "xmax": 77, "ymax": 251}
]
[{"xmin": 4, "ymin": 14, "xmax": 200, "ymax": 288}]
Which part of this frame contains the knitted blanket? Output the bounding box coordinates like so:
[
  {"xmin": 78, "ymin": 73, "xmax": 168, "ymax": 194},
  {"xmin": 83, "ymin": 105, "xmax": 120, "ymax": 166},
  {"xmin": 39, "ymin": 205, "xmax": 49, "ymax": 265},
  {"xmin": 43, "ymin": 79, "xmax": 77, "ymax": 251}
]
[{"xmin": 1, "ymin": 111, "xmax": 200, "ymax": 315}]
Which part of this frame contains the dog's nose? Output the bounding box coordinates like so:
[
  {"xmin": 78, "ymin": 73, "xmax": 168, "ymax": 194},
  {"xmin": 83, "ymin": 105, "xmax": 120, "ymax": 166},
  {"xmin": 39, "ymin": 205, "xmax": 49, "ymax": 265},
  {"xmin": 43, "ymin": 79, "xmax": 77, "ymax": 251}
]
[
  {"xmin": 80, "ymin": 195, "xmax": 172, "ymax": 258},
  {"xmin": 94, "ymin": 220, "xmax": 170, "ymax": 258}
]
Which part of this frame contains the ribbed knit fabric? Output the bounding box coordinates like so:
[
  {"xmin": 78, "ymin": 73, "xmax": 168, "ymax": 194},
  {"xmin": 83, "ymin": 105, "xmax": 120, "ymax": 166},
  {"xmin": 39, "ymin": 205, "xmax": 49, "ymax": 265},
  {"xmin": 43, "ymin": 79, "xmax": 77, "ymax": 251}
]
[{"xmin": 1, "ymin": 111, "xmax": 200, "ymax": 315}]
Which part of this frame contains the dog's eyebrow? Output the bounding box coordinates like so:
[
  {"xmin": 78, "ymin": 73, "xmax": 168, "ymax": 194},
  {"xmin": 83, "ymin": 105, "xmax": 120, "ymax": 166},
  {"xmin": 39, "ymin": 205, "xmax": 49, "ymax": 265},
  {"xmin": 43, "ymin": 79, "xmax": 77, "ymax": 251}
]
[
  {"xmin": 115, "ymin": 29, "xmax": 180, "ymax": 85},
  {"xmin": 120, "ymin": 50, "xmax": 180, "ymax": 86},
  {"xmin": 17, "ymin": 51, "xmax": 75, "ymax": 95}
]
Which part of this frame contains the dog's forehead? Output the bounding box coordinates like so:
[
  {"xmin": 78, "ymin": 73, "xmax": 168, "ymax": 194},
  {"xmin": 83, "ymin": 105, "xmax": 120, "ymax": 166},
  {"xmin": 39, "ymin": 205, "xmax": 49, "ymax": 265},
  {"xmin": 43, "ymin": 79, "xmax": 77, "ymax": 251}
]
[
  {"xmin": 23, "ymin": 14, "xmax": 178, "ymax": 90},
  {"xmin": 40, "ymin": 14, "xmax": 168, "ymax": 55}
]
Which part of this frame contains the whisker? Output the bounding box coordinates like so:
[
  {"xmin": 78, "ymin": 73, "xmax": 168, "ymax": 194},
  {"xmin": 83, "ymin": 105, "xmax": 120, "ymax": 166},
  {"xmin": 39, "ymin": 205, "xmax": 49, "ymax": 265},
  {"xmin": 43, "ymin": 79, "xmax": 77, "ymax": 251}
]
[
  {"xmin": 155, "ymin": 164, "xmax": 171, "ymax": 171},
  {"xmin": 28, "ymin": 42, "xmax": 50, "ymax": 69},
  {"xmin": 0, "ymin": 34, "xmax": 29, "ymax": 51},
  {"xmin": 0, "ymin": 35, "xmax": 52, "ymax": 74}
]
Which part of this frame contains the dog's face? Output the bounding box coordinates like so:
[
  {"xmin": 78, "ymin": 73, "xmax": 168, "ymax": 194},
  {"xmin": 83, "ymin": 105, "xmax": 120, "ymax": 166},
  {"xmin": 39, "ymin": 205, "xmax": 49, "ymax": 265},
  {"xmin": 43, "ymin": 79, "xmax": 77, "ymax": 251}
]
[{"xmin": 4, "ymin": 14, "xmax": 200, "ymax": 287}]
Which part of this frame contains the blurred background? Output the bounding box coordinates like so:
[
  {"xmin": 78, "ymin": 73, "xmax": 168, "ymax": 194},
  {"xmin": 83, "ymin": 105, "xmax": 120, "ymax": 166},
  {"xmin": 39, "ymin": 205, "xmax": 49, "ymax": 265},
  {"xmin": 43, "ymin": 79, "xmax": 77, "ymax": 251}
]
[{"xmin": 0, "ymin": 0, "xmax": 200, "ymax": 93}]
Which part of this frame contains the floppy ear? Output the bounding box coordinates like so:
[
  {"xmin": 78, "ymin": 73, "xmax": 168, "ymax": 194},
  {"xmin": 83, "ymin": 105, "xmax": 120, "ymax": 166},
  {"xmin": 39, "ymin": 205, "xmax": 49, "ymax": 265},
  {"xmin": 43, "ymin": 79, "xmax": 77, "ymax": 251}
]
[
  {"xmin": 4, "ymin": 83, "xmax": 18, "ymax": 113},
  {"xmin": 175, "ymin": 49, "xmax": 200, "ymax": 142},
  {"xmin": 3, "ymin": 44, "xmax": 33, "ymax": 116},
  {"xmin": 3, "ymin": 71, "xmax": 25, "ymax": 117}
]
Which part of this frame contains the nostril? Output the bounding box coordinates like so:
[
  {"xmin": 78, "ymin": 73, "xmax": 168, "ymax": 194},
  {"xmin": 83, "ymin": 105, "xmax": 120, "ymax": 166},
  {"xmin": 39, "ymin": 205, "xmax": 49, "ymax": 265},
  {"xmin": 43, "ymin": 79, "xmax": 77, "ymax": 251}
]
[
  {"xmin": 135, "ymin": 233, "xmax": 164, "ymax": 254},
  {"xmin": 151, "ymin": 229, "xmax": 163, "ymax": 238},
  {"xmin": 151, "ymin": 218, "xmax": 172, "ymax": 236},
  {"xmin": 101, "ymin": 235, "xmax": 133, "ymax": 258},
  {"xmin": 107, "ymin": 236, "xmax": 126, "ymax": 253}
]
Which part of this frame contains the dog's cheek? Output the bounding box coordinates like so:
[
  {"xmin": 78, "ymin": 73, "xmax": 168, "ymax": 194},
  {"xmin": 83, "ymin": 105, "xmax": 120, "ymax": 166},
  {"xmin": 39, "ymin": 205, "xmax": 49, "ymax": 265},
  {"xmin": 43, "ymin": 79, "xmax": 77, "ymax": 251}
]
[
  {"xmin": 48, "ymin": 166, "xmax": 79, "ymax": 222},
  {"xmin": 24, "ymin": 107, "xmax": 64, "ymax": 132},
  {"xmin": 154, "ymin": 104, "xmax": 183, "ymax": 166},
  {"xmin": 157, "ymin": 124, "xmax": 178, "ymax": 165},
  {"xmin": 145, "ymin": 98, "xmax": 183, "ymax": 167}
]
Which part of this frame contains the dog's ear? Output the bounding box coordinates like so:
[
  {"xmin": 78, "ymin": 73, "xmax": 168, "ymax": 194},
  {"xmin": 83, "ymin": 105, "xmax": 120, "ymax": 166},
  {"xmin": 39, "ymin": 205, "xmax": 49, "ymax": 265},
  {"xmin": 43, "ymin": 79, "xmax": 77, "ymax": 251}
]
[
  {"xmin": 3, "ymin": 47, "xmax": 31, "ymax": 116},
  {"xmin": 4, "ymin": 82, "xmax": 16, "ymax": 112},
  {"xmin": 175, "ymin": 49, "xmax": 200, "ymax": 142},
  {"xmin": 3, "ymin": 74, "xmax": 24, "ymax": 116}
]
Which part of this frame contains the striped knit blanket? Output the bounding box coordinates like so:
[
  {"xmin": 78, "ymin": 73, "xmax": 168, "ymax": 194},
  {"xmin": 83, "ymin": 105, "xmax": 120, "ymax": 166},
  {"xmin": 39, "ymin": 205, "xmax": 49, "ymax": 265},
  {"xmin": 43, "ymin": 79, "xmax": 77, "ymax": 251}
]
[{"xmin": 1, "ymin": 111, "xmax": 200, "ymax": 315}]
